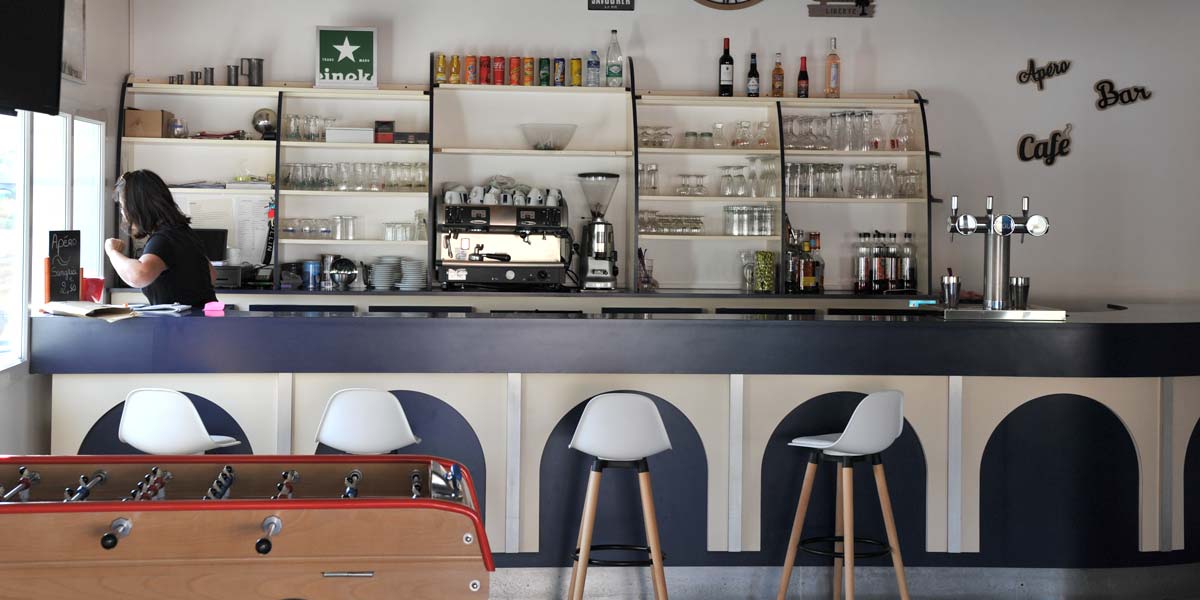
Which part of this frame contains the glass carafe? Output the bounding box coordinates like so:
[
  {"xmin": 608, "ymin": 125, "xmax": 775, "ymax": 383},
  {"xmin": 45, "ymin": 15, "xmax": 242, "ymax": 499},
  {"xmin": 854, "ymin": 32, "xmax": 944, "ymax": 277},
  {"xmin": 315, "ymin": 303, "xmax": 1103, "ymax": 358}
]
[
  {"xmin": 732, "ymin": 121, "xmax": 752, "ymax": 147},
  {"xmin": 755, "ymin": 121, "xmax": 772, "ymax": 147}
]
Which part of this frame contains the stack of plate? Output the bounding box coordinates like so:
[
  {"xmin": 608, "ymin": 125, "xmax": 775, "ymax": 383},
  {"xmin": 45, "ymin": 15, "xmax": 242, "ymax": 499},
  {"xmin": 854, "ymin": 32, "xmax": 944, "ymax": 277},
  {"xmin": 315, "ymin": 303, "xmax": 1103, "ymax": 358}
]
[
  {"xmin": 371, "ymin": 256, "xmax": 402, "ymax": 290},
  {"xmin": 396, "ymin": 258, "xmax": 427, "ymax": 291}
]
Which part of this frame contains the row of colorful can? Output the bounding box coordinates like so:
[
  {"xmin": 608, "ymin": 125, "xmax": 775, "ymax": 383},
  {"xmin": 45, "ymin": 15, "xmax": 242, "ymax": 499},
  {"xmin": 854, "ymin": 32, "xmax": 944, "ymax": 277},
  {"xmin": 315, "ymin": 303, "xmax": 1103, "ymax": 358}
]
[{"xmin": 435, "ymin": 54, "xmax": 584, "ymax": 87}]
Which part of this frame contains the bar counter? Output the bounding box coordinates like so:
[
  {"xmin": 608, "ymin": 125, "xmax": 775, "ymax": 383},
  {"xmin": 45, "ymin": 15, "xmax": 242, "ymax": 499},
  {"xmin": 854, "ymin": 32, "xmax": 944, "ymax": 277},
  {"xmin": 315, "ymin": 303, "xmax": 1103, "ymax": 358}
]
[{"xmin": 26, "ymin": 304, "xmax": 1200, "ymax": 592}]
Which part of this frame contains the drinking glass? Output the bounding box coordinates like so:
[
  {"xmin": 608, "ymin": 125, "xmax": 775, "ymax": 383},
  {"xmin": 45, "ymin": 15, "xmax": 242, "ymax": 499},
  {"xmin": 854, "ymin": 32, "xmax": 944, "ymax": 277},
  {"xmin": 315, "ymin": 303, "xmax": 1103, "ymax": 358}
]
[
  {"xmin": 299, "ymin": 218, "xmax": 318, "ymax": 239},
  {"xmin": 852, "ymin": 165, "xmax": 869, "ymax": 198},
  {"xmin": 645, "ymin": 163, "xmax": 658, "ymax": 193},
  {"xmin": 692, "ymin": 175, "xmax": 708, "ymax": 196},
  {"xmin": 868, "ymin": 164, "xmax": 882, "ymax": 199},
  {"xmin": 699, "ymin": 132, "xmax": 715, "ymax": 149},
  {"xmin": 676, "ymin": 175, "xmax": 692, "ymax": 196},
  {"xmin": 711, "ymin": 123, "xmax": 728, "ymax": 148},
  {"xmin": 167, "ymin": 118, "xmax": 189, "ymax": 139},
  {"xmin": 638, "ymin": 126, "xmax": 654, "ymax": 148},
  {"xmin": 732, "ymin": 121, "xmax": 752, "ymax": 147},
  {"xmin": 755, "ymin": 121, "xmax": 772, "ymax": 147},
  {"xmin": 812, "ymin": 117, "xmax": 832, "ymax": 150},
  {"xmin": 763, "ymin": 161, "xmax": 780, "ymax": 198},
  {"xmin": 280, "ymin": 218, "xmax": 299, "ymax": 238},
  {"xmin": 828, "ymin": 163, "xmax": 845, "ymax": 198},
  {"xmin": 279, "ymin": 163, "xmax": 295, "ymax": 189},
  {"xmin": 352, "ymin": 163, "xmax": 367, "ymax": 191},
  {"xmin": 336, "ymin": 162, "xmax": 353, "ymax": 191},
  {"xmin": 858, "ymin": 112, "xmax": 873, "ymax": 152},
  {"xmin": 719, "ymin": 167, "xmax": 735, "ymax": 197},
  {"xmin": 413, "ymin": 162, "xmax": 428, "ymax": 190},
  {"xmin": 840, "ymin": 112, "xmax": 855, "ymax": 151},
  {"xmin": 322, "ymin": 118, "xmax": 336, "ymax": 142},
  {"xmin": 882, "ymin": 164, "xmax": 897, "ymax": 199},
  {"xmin": 782, "ymin": 116, "xmax": 798, "ymax": 149},
  {"xmin": 746, "ymin": 158, "xmax": 760, "ymax": 198},
  {"xmin": 682, "ymin": 131, "xmax": 698, "ymax": 149},
  {"xmin": 318, "ymin": 163, "xmax": 335, "ymax": 191},
  {"xmin": 655, "ymin": 127, "xmax": 673, "ymax": 148},
  {"xmin": 283, "ymin": 114, "xmax": 301, "ymax": 141},
  {"xmin": 829, "ymin": 112, "xmax": 845, "ymax": 152},
  {"xmin": 733, "ymin": 167, "xmax": 748, "ymax": 197},
  {"xmin": 869, "ymin": 113, "xmax": 885, "ymax": 151}
]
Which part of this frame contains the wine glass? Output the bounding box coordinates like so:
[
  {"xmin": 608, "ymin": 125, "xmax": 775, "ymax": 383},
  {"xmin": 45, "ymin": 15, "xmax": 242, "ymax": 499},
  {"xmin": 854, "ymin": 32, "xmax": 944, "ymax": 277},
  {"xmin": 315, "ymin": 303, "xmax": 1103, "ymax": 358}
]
[
  {"xmin": 692, "ymin": 174, "xmax": 708, "ymax": 196},
  {"xmin": 676, "ymin": 174, "xmax": 692, "ymax": 196}
]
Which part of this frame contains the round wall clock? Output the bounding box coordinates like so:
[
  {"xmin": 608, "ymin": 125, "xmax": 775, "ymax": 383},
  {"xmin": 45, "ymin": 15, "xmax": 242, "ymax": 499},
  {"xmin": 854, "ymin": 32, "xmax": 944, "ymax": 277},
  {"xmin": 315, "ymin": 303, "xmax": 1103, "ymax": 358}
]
[{"xmin": 694, "ymin": 0, "xmax": 765, "ymax": 10}]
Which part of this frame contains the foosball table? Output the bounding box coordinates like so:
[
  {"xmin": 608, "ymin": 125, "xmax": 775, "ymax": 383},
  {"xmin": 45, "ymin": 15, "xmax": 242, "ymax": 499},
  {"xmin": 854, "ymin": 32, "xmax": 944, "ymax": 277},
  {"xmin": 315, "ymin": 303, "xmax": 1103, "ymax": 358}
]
[{"xmin": 0, "ymin": 455, "xmax": 493, "ymax": 600}]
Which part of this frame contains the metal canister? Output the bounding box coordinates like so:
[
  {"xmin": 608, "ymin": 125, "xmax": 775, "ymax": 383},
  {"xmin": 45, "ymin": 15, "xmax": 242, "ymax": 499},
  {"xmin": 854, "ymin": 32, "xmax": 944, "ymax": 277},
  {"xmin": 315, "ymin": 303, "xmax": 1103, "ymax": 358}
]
[
  {"xmin": 492, "ymin": 56, "xmax": 505, "ymax": 85},
  {"xmin": 570, "ymin": 58, "xmax": 582, "ymax": 86},
  {"xmin": 465, "ymin": 55, "xmax": 478, "ymax": 85},
  {"xmin": 553, "ymin": 58, "xmax": 566, "ymax": 86},
  {"xmin": 479, "ymin": 56, "xmax": 491, "ymax": 84},
  {"xmin": 522, "ymin": 57, "xmax": 535, "ymax": 86},
  {"xmin": 538, "ymin": 58, "xmax": 551, "ymax": 86}
]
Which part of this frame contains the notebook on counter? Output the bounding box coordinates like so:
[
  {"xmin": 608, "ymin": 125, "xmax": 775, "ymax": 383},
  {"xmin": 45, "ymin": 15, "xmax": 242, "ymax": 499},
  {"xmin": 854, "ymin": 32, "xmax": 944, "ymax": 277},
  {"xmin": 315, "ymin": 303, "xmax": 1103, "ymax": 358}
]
[{"xmin": 40, "ymin": 301, "xmax": 136, "ymax": 323}]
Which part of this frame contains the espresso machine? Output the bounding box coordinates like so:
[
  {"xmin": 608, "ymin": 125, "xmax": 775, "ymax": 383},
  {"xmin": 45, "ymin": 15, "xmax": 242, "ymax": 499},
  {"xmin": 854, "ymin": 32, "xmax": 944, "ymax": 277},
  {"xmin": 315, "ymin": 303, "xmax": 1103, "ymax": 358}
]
[
  {"xmin": 436, "ymin": 202, "xmax": 571, "ymax": 290},
  {"xmin": 577, "ymin": 173, "xmax": 620, "ymax": 290}
]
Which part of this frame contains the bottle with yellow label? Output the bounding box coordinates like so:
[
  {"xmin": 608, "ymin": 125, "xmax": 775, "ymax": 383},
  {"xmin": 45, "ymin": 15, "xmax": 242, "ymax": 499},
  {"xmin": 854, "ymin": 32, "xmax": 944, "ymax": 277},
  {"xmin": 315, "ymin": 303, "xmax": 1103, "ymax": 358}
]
[
  {"xmin": 448, "ymin": 55, "xmax": 462, "ymax": 85},
  {"xmin": 434, "ymin": 53, "xmax": 447, "ymax": 84}
]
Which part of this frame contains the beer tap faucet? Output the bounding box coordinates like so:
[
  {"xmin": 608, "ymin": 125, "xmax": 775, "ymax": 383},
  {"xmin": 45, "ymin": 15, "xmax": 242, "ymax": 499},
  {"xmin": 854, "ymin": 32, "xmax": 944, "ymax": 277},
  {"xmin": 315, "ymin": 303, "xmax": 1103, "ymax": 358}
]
[{"xmin": 947, "ymin": 195, "xmax": 1049, "ymax": 310}]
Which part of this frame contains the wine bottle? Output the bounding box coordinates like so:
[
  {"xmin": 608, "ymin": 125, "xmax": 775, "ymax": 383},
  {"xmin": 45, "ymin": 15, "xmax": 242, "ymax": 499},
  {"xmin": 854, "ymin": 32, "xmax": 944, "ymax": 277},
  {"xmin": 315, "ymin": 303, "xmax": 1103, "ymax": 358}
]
[
  {"xmin": 746, "ymin": 52, "xmax": 760, "ymax": 97},
  {"xmin": 796, "ymin": 56, "xmax": 809, "ymax": 98},
  {"xmin": 719, "ymin": 37, "xmax": 734, "ymax": 97},
  {"xmin": 824, "ymin": 37, "xmax": 840, "ymax": 98},
  {"xmin": 770, "ymin": 52, "xmax": 784, "ymax": 97}
]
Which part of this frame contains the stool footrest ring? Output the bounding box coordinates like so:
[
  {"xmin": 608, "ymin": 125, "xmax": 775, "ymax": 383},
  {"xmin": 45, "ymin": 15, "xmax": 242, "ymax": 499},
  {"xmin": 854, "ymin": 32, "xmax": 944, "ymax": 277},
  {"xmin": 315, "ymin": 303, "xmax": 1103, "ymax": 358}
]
[
  {"xmin": 798, "ymin": 535, "xmax": 890, "ymax": 559},
  {"xmin": 572, "ymin": 544, "xmax": 666, "ymax": 567}
]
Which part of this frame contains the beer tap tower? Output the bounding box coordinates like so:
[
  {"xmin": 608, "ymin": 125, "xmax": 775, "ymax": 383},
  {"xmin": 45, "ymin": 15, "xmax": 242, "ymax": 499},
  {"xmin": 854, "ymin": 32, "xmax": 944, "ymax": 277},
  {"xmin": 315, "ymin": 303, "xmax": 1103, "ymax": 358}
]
[{"xmin": 948, "ymin": 195, "xmax": 1051, "ymax": 312}]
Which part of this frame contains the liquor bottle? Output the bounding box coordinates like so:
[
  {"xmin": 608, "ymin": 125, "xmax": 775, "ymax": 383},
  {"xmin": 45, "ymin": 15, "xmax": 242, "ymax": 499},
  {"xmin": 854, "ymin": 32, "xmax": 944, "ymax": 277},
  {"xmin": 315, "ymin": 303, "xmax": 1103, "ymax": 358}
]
[
  {"xmin": 586, "ymin": 50, "xmax": 601, "ymax": 87},
  {"xmin": 606, "ymin": 30, "xmax": 624, "ymax": 87},
  {"xmin": 886, "ymin": 232, "xmax": 899, "ymax": 290},
  {"xmin": 871, "ymin": 231, "xmax": 888, "ymax": 293},
  {"xmin": 800, "ymin": 241, "xmax": 817, "ymax": 294},
  {"xmin": 746, "ymin": 53, "xmax": 760, "ymax": 97},
  {"xmin": 810, "ymin": 231, "xmax": 825, "ymax": 293},
  {"xmin": 796, "ymin": 56, "xmax": 809, "ymax": 98},
  {"xmin": 899, "ymin": 232, "xmax": 918, "ymax": 291},
  {"xmin": 770, "ymin": 53, "xmax": 785, "ymax": 97},
  {"xmin": 719, "ymin": 37, "xmax": 734, "ymax": 97},
  {"xmin": 853, "ymin": 232, "xmax": 872, "ymax": 294},
  {"xmin": 434, "ymin": 53, "xmax": 447, "ymax": 84},
  {"xmin": 824, "ymin": 37, "xmax": 840, "ymax": 98},
  {"xmin": 784, "ymin": 216, "xmax": 802, "ymax": 294},
  {"xmin": 448, "ymin": 55, "xmax": 462, "ymax": 85}
]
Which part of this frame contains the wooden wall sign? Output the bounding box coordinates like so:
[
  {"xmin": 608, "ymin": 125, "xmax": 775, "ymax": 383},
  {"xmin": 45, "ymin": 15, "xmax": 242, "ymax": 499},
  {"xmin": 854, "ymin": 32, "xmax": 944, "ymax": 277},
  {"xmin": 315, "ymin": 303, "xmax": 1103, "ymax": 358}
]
[
  {"xmin": 47, "ymin": 230, "xmax": 81, "ymax": 302},
  {"xmin": 808, "ymin": 0, "xmax": 875, "ymax": 17},
  {"xmin": 1016, "ymin": 58, "xmax": 1071, "ymax": 91},
  {"xmin": 1018, "ymin": 124, "xmax": 1072, "ymax": 166},
  {"xmin": 585, "ymin": 0, "xmax": 633, "ymax": 10},
  {"xmin": 1094, "ymin": 79, "xmax": 1152, "ymax": 110}
]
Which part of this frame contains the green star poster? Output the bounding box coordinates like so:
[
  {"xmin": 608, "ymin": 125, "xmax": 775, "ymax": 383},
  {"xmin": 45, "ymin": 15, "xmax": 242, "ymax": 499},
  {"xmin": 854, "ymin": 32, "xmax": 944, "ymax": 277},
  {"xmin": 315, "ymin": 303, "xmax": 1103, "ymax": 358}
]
[{"xmin": 315, "ymin": 26, "xmax": 378, "ymax": 88}]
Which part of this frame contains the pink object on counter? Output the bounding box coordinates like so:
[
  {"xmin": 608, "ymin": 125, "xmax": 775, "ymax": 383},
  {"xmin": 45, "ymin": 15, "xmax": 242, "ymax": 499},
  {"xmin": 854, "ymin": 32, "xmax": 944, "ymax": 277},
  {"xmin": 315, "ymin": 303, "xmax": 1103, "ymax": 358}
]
[{"xmin": 203, "ymin": 301, "xmax": 226, "ymax": 314}]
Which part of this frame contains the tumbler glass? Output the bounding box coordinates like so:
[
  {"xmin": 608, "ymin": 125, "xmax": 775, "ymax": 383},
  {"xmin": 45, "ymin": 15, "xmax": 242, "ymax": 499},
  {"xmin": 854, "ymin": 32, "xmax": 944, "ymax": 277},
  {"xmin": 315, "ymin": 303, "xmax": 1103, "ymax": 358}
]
[
  {"xmin": 352, "ymin": 163, "xmax": 367, "ymax": 191},
  {"xmin": 711, "ymin": 123, "xmax": 727, "ymax": 148},
  {"xmin": 852, "ymin": 165, "xmax": 870, "ymax": 199},
  {"xmin": 336, "ymin": 162, "xmax": 353, "ymax": 191}
]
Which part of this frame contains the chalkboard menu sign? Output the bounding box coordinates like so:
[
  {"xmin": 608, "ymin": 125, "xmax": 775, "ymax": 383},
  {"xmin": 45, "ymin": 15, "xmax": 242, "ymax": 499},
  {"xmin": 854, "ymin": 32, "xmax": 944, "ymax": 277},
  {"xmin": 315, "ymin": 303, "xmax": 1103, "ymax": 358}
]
[{"xmin": 47, "ymin": 230, "xmax": 81, "ymax": 302}]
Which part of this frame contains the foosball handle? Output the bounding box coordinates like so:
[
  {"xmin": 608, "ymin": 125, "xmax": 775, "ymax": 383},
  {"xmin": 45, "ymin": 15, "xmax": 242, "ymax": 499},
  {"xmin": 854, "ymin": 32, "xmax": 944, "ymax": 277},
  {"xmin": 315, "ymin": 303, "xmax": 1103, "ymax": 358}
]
[
  {"xmin": 100, "ymin": 517, "xmax": 132, "ymax": 550},
  {"xmin": 256, "ymin": 515, "xmax": 283, "ymax": 555}
]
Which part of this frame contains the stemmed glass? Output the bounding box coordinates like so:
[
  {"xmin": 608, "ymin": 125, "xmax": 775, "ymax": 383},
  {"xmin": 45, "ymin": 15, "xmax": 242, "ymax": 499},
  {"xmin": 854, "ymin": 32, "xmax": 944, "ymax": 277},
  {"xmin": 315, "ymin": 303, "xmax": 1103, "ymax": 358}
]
[
  {"xmin": 676, "ymin": 174, "xmax": 692, "ymax": 196},
  {"xmin": 692, "ymin": 175, "xmax": 708, "ymax": 196}
]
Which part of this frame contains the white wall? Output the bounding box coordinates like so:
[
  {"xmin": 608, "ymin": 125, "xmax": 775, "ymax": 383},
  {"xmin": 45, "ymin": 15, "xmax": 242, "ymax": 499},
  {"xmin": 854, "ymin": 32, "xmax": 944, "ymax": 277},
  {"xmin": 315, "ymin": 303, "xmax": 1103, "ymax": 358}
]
[
  {"xmin": 128, "ymin": 0, "xmax": 1200, "ymax": 306},
  {"xmin": 0, "ymin": 0, "xmax": 129, "ymax": 454}
]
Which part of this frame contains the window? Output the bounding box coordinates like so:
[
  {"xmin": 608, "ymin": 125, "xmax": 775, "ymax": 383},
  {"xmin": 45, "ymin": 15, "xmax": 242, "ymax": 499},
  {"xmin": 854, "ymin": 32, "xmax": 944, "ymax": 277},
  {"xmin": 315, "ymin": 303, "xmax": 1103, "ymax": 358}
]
[
  {"xmin": 72, "ymin": 117, "xmax": 104, "ymax": 276},
  {"xmin": 0, "ymin": 112, "xmax": 29, "ymax": 365},
  {"xmin": 30, "ymin": 112, "xmax": 68, "ymax": 306}
]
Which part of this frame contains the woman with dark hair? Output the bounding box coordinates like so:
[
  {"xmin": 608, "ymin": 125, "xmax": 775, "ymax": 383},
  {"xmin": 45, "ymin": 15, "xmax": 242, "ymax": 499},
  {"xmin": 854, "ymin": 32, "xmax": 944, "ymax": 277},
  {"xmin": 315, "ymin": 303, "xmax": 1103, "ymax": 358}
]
[{"xmin": 104, "ymin": 169, "xmax": 217, "ymax": 307}]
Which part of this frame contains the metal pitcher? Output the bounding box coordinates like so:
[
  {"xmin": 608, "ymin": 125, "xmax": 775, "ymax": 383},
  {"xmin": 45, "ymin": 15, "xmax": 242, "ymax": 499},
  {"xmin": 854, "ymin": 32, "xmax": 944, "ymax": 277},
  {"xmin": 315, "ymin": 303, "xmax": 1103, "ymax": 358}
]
[{"xmin": 240, "ymin": 58, "xmax": 265, "ymax": 86}]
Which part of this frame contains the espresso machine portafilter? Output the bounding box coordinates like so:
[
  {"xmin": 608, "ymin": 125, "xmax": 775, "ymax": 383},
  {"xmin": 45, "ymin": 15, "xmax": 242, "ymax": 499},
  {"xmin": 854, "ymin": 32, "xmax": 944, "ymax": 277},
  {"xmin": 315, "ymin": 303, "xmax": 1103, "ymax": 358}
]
[{"xmin": 948, "ymin": 195, "xmax": 1049, "ymax": 309}]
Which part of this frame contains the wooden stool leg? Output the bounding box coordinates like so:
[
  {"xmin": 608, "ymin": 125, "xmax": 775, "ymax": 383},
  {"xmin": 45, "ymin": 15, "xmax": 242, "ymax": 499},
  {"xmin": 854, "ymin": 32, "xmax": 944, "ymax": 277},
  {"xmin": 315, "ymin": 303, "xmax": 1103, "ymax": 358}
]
[
  {"xmin": 570, "ymin": 469, "xmax": 604, "ymax": 600},
  {"xmin": 842, "ymin": 462, "xmax": 855, "ymax": 600},
  {"xmin": 777, "ymin": 456, "xmax": 820, "ymax": 600},
  {"xmin": 638, "ymin": 469, "xmax": 669, "ymax": 600},
  {"xmin": 873, "ymin": 461, "xmax": 911, "ymax": 600},
  {"xmin": 832, "ymin": 468, "xmax": 843, "ymax": 600}
]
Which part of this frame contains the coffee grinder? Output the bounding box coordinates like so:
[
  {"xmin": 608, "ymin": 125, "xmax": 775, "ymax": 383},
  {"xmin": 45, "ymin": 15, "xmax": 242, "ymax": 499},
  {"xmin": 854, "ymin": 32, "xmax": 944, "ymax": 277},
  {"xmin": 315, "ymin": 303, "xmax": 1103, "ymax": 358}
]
[{"xmin": 577, "ymin": 172, "xmax": 620, "ymax": 290}]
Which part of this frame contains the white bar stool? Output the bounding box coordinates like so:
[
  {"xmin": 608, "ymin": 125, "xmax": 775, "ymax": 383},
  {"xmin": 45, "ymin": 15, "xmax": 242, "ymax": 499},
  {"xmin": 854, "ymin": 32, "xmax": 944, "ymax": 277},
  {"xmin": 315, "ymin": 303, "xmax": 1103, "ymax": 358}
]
[
  {"xmin": 118, "ymin": 388, "xmax": 242, "ymax": 455},
  {"xmin": 315, "ymin": 388, "xmax": 420, "ymax": 454},
  {"xmin": 567, "ymin": 392, "xmax": 672, "ymax": 600},
  {"xmin": 776, "ymin": 390, "xmax": 911, "ymax": 600}
]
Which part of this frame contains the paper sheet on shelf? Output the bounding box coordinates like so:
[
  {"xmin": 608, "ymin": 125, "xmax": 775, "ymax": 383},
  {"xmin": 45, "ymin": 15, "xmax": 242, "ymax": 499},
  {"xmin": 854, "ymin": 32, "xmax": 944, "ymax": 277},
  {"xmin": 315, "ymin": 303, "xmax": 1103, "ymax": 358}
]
[
  {"xmin": 186, "ymin": 201, "xmax": 230, "ymax": 230},
  {"xmin": 234, "ymin": 196, "xmax": 270, "ymax": 264}
]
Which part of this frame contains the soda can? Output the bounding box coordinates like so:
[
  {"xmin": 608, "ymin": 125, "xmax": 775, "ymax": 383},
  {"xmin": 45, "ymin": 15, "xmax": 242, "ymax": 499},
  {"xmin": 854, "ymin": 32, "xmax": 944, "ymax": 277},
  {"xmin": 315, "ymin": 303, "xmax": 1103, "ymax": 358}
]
[
  {"xmin": 538, "ymin": 58, "xmax": 551, "ymax": 86},
  {"xmin": 479, "ymin": 56, "xmax": 492, "ymax": 85},
  {"xmin": 493, "ymin": 56, "xmax": 506, "ymax": 85},
  {"xmin": 570, "ymin": 58, "xmax": 582, "ymax": 86},
  {"xmin": 553, "ymin": 58, "xmax": 566, "ymax": 86},
  {"xmin": 522, "ymin": 57, "xmax": 535, "ymax": 86},
  {"xmin": 465, "ymin": 55, "xmax": 478, "ymax": 84},
  {"xmin": 509, "ymin": 57, "xmax": 521, "ymax": 85}
]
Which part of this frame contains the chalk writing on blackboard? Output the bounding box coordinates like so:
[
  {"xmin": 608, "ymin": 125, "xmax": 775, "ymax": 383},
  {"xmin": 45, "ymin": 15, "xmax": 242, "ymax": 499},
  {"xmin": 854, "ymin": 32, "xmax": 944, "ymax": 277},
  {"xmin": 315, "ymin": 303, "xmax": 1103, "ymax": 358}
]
[{"xmin": 48, "ymin": 230, "xmax": 81, "ymax": 302}]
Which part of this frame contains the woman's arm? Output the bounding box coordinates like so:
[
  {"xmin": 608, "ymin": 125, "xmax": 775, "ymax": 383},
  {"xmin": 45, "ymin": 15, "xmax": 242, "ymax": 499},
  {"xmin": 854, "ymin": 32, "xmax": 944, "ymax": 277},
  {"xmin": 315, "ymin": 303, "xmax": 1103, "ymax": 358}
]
[{"xmin": 105, "ymin": 238, "xmax": 166, "ymax": 288}]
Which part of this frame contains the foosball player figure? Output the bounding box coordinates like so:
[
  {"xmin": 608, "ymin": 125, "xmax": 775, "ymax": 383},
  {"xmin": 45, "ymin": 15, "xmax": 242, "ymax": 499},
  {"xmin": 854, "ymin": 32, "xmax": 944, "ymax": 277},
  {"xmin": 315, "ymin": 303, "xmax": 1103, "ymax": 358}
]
[
  {"xmin": 342, "ymin": 469, "xmax": 363, "ymax": 499},
  {"xmin": 2, "ymin": 467, "xmax": 41, "ymax": 502},
  {"xmin": 271, "ymin": 470, "xmax": 300, "ymax": 500}
]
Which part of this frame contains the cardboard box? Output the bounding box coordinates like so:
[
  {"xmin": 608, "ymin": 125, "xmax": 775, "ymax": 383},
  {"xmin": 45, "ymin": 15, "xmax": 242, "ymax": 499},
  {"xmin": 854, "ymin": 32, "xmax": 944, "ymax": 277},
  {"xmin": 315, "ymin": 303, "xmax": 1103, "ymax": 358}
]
[
  {"xmin": 326, "ymin": 127, "xmax": 374, "ymax": 144},
  {"xmin": 123, "ymin": 108, "xmax": 175, "ymax": 138}
]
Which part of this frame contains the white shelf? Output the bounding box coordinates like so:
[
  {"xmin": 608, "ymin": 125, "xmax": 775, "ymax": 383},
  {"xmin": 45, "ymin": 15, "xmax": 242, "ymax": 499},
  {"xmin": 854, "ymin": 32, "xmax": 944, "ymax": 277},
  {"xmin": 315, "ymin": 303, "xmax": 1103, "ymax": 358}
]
[
  {"xmin": 437, "ymin": 83, "xmax": 629, "ymax": 95},
  {"xmin": 787, "ymin": 196, "xmax": 926, "ymax": 204},
  {"xmin": 779, "ymin": 96, "xmax": 919, "ymax": 109},
  {"xmin": 638, "ymin": 148, "xmax": 779, "ymax": 156},
  {"xmin": 435, "ymin": 147, "xmax": 632, "ymax": 157},
  {"xmin": 640, "ymin": 195, "xmax": 780, "ymax": 203},
  {"xmin": 636, "ymin": 93, "xmax": 781, "ymax": 107},
  {"xmin": 639, "ymin": 234, "xmax": 778, "ymax": 241},
  {"xmin": 279, "ymin": 239, "xmax": 427, "ymax": 246},
  {"xmin": 635, "ymin": 91, "xmax": 917, "ymax": 110},
  {"xmin": 279, "ymin": 190, "xmax": 428, "ymax": 199},
  {"xmin": 122, "ymin": 137, "xmax": 275, "ymax": 148},
  {"xmin": 168, "ymin": 187, "xmax": 274, "ymax": 196},
  {"xmin": 126, "ymin": 80, "xmax": 429, "ymax": 100},
  {"xmin": 281, "ymin": 141, "xmax": 430, "ymax": 150},
  {"xmin": 784, "ymin": 149, "xmax": 925, "ymax": 157}
]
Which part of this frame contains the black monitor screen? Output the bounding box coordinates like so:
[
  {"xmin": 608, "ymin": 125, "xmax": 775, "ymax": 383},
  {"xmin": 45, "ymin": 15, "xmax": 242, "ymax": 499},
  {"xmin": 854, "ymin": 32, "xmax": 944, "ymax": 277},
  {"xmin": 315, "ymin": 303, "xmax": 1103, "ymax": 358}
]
[
  {"xmin": 0, "ymin": 0, "xmax": 65, "ymax": 116},
  {"xmin": 193, "ymin": 229, "xmax": 228, "ymax": 262}
]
